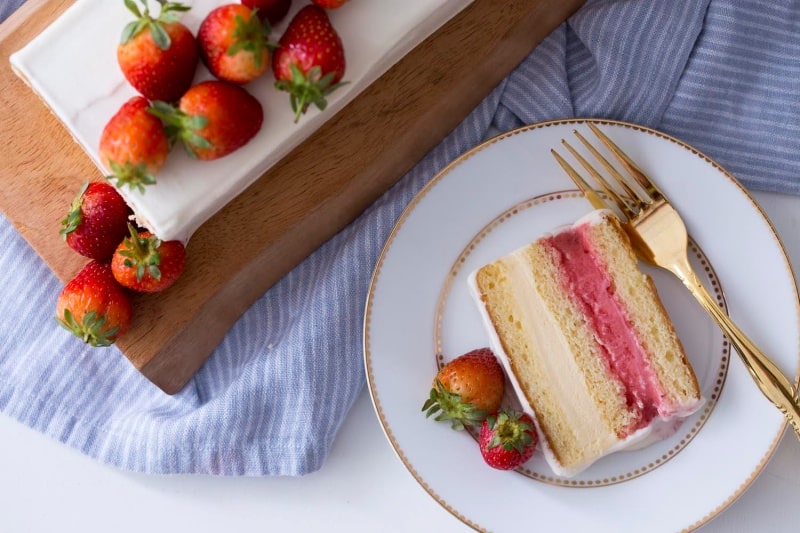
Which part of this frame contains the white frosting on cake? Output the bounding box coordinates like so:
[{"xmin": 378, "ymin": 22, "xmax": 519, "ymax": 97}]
[{"xmin": 10, "ymin": 0, "xmax": 473, "ymax": 242}]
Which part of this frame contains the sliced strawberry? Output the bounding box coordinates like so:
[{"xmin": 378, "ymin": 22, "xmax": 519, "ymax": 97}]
[
  {"xmin": 478, "ymin": 409, "xmax": 538, "ymax": 470},
  {"xmin": 272, "ymin": 5, "xmax": 347, "ymax": 122},
  {"xmin": 56, "ymin": 260, "xmax": 133, "ymax": 347},
  {"xmin": 111, "ymin": 223, "xmax": 186, "ymax": 293},
  {"xmin": 60, "ymin": 182, "xmax": 133, "ymax": 261},
  {"xmin": 421, "ymin": 347, "xmax": 505, "ymax": 431}
]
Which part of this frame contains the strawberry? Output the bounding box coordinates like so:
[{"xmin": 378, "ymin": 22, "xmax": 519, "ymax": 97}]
[
  {"xmin": 56, "ymin": 260, "xmax": 133, "ymax": 347},
  {"xmin": 198, "ymin": 4, "xmax": 275, "ymax": 85},
  {"xmin": 149, "ymin": 80, "xmax": 263, "ymax": 160},
  {"xmin": 98, "ymin": 96, "xmax": 170, "ymax": 192},
  {"xmin": 60, "ymin": 182, "xmax": 133, "ymax": 261},
  {"xmin": 311, "ymin": 0, "xmax": 348, "ymax": 8},
  {"xmin": 478, "ymin": 408, "xmax": 538, "ymax": 470},
  {"xmin": 117, "ymin": 0, "xmax": 199, "ymax": 102},
  {"xmin": 421, "ymin": 348, "xmax": 505, "ymax": 431},
  {"xmin": 241, "ymin": 0, "xmax": 291, "ymax": 26},
  {"xmin": 272, "ymin": 5, "xmax": 347, "ymax": 123},
  {"xmin": 111, "ymin": 224, "xmax": 187, "ymax": 293}
]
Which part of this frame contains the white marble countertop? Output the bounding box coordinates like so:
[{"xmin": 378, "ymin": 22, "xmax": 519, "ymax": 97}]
[{"xmin": 1, "ymin": 189, "xmax": 799, "ymax": 532}]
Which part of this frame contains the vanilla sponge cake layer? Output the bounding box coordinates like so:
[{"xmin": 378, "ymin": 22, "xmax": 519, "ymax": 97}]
[{"xmin": 469, "ymin": 210, "xmax": 702, "ymax": 476}]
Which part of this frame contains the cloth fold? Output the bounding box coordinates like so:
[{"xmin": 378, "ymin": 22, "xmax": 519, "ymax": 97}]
[{"xmin": 2, "ymin": 0, "xmax": 799, "ymax": 475}]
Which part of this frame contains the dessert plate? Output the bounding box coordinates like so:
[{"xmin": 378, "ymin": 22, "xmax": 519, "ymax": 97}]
[{"xmin": 364, "ymin": 119, "xmax": 800, "ymax": 532}]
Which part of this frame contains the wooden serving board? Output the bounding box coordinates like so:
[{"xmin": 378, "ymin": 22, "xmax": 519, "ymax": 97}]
[{"xmin": 0, "ymin": 0, "xmax": 584, "ymax": 394}]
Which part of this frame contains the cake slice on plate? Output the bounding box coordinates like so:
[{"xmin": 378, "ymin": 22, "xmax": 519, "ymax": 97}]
[{"xmin": 468, "ymin": 209, "xmax": 703, "ymax": 477}]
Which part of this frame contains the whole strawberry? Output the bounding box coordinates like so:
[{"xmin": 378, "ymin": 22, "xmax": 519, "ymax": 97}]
[
  {"xmin": 117, "ymin": 0, "xmax": 199, "ymax": 102},
  {"xmin": 272, "ymin": 5, "xmax": 347, "ymax": 123},
  {"xmin": 60, "ymin": 182, "xmax": 133, "ymax": 261},
  {"xmin": 421, "ymin": 347, "xmax": 505, "ymax": 431},
  {"xmin": 150, "ymin": 80, "xmax": 263, "ymax": 160},
  {"xmin": 478, "ymin": 409, "xmax": 538, "ymax": 470},
  {"xmin": 111, "ymin": 224, "xmax": 187, "ymax": 293},
  {"xmin": 99, "ymin": 96, "xmax": 170, "ymax": 192},
  {"xmin": 198, "ymin": 4, "xmax": 275, "ymax": 85},
  {"xmin": 311, "ymin": 0, "xmax": 348, "ymax": 8},
  {"xmin": 56, "ymin": 260, "xmax": 133, "ymax": 347},
  {"xmin": 241, "ymin": 0, "xmax": 291, "ymax": 26}
]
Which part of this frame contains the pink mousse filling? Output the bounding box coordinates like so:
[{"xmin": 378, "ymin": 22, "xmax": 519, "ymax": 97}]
[{"xmin": 542, "ymin": 223, "xmax": 670, "ymax": 437}]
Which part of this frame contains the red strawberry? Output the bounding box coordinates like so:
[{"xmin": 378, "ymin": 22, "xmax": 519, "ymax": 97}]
[
  {"xmin": 149, "ymin": 80, "xmax": 263, "ymax": 160},
  {"xmin": 198, "ymin": 4, "xmax": 275, "ymax": 85},
  {"xmin": 272, "ymin": 5, "xmax": 347, "ymax": 123},
  {"xmin": 56, "ymin": 260, "xmax": 133, "ymax": 347},
  {"xmin": 117, "ymin": 0, "xmax": 199, "ymax": 102},
  {"xmin": 60, "ymin": 182, "xmax": 133, "ymax": 261},
  {"xmin": 241, "ymin": 0, "xmax": 291, "ymax": 25},
  {"xmin": 421, "ymin": 348, "xmax": 505, "ymax": 430},
  {"xmin": 99, "ymin": 96, "xmax": 170, "ymax": 192},
  {"xmin": 111, "ymin": 224, "xmax": 187, "ymax": 293},
  {"xmin": 311, "ymin": 0, "xmax": 348, "ymax": 8},
  {"xmin": 478, "ymin": 408, "xmax": 538, "ymax": 470}
]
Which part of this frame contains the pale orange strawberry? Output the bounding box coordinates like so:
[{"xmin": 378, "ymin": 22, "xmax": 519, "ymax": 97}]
[{"xmin": 421, "ymin": 348, "xmax": 505, "ymax": 430}]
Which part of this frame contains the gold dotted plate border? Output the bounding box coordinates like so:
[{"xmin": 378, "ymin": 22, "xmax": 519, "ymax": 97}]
[
  {"xmin": 364, "ymin": 118, "xmax": 800, "ymax": 532},
  {"xmin": 434, "ymin": 190, "xmax": 729, "ymax": 488}
]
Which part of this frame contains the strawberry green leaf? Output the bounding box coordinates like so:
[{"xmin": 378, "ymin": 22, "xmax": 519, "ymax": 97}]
[
  {"xmin": 57, "ymin": 309, "xmax": 119, "ymax": 348},
  {"xmin": 59, "ymin": 182, "xmax": 90, "ymax": 238},
  {"xmin": 106, "ymin": 160, "xmax": 157, "ymax": 193},
  {"xmin": 149, "ymin": 20, "xmax": 171, "ymax": 50}
]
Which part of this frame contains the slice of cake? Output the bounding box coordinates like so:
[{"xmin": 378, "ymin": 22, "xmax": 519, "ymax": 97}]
[{"xmin": 467, "ymin": 209, "xmax": 702, "ymax": 477}]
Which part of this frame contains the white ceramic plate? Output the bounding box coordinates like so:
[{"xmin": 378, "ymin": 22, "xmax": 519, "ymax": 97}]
[{"xmin": 364, "ymin": 119, "xmax": 799, "ymax": 532}]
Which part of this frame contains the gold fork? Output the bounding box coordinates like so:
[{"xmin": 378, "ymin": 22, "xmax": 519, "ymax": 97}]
[{"xmin": 551, "ymin": 122, "xmax": 800, "ymax": 439}]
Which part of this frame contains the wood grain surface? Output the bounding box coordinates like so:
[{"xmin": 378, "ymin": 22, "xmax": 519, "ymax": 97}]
[{"xmin": 0, "ymin": 0, "xmax": 584, "ymax": 394}]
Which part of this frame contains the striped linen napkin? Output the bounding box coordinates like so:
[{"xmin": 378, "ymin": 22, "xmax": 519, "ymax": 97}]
[{"xmin": 1, "ymin": 0, "xmax": 798, "ymax": 475}]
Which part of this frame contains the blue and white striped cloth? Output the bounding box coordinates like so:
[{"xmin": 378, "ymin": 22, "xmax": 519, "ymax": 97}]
[{"xmin": 2, "ymin": 0, "xmax": 799, "ymax": 475}]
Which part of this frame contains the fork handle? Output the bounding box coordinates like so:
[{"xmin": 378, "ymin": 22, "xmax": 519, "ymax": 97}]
[{"xmin": 672, "ymin": 259, "xmax": 800, "ymax": 440}]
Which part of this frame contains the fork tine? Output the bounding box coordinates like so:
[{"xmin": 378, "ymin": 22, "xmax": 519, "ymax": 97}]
[
  {"xmin": 586, "ymin": 123, "xmax": 663, "ymax": 201},
  {"xmin": 550, "ymin": 149, "xmax": 609, "ymax": 211},
  {"xmin": 571, "ymin": 130, "xmax": 647, "ymax": 214},
  {"xmin": 558, "ymin": 139, "xmax": 637, "ymax": 220}
]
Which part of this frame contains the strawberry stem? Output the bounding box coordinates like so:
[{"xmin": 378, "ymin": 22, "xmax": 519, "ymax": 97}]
[
  {"xmin": 228, "ymin": 11, "xmax": 275, "ymax": 69},
  {"xmin": 147, "ymin": 101, "xmax": 211, "ymax": 159},
  {"xmin": 121, "ymin": 0, "xmax": 191, "ymax": 49},
  {"xmin": 275, "ymin": 64, "xmax": 347, "ymax": 123},
  {"xmin": 421, "ymin": 379, "xmax": 487, "ymax": 431},
  {"xmin": 120, "ymin": 223, "xmax": 163, "ymax": 282},
  {"xmin": 60, "ymin": 182, "xmax": 89, "ymax": 238}
]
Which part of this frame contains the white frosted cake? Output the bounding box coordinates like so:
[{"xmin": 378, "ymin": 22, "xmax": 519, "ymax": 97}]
[
  {"xmin": 10, "ymin": 0, "xmax": 472, "ymax": 243},
  {"xmin": 468, "ymin": 210, "xmax": 703, "ymax": 477}
]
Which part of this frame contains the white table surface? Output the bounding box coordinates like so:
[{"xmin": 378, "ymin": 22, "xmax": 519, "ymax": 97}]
[{"xmin": 2, "ymin": 189, "xmax": 799, "ymax": 532}]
